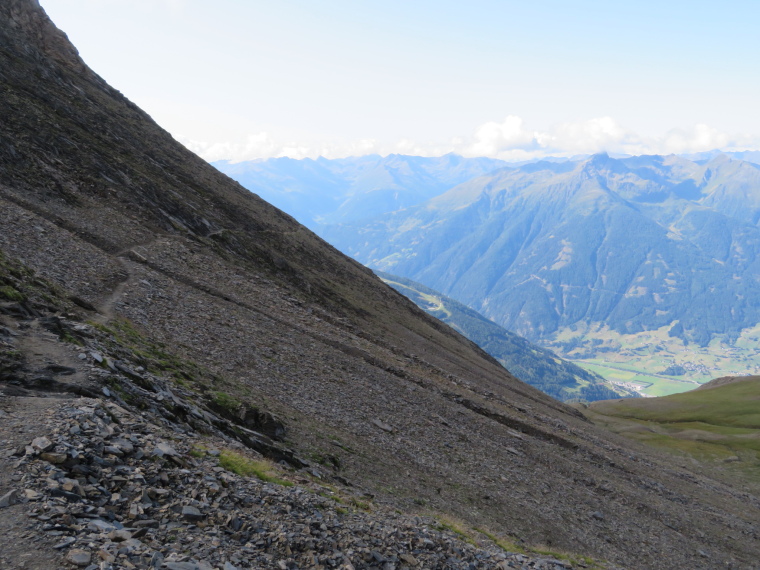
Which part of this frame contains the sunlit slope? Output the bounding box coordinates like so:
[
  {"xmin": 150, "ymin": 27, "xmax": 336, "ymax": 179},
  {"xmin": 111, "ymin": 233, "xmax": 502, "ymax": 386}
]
[
  {"xmin": 587, "ymin": 377, "xmax": 760, "ymax": 481},
  {"xmin": 591, "ymin": 375, "xmax": 760, "ymax": 427}
]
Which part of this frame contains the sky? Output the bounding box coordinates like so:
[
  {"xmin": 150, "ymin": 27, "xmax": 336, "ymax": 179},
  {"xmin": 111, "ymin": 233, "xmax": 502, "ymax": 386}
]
[{"xmin": 39, "ymin": 0, "xmax": 760, "ymax": 163}]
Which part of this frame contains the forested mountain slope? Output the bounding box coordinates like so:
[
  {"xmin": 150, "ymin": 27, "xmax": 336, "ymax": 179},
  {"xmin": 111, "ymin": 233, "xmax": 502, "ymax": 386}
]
[
  {"xmin": 322, "ymin": 153, "xmax": 760, "ymax": 349},
  {"xmin": 378, "ymin": 272, "xmax": 636, "ymax": 402}
]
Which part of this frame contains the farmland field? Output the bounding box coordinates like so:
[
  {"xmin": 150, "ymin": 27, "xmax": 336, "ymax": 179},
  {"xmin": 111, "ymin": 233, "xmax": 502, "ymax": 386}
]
[{"xmin": 544, "ymin": 322, "xmax": 760, "ymax": 396}]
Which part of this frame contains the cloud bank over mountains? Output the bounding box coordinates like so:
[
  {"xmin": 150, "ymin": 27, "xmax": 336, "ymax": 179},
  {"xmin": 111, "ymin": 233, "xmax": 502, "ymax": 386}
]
[{"xmin": 184, "ymin": 115, "xmax": 760, "ymax": 163}]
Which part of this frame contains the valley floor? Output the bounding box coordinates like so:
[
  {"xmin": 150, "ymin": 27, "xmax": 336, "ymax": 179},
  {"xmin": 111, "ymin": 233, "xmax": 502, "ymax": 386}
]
[{"xmin": 545, "ymin": 323, "xmax": 760, "ymax": 396}]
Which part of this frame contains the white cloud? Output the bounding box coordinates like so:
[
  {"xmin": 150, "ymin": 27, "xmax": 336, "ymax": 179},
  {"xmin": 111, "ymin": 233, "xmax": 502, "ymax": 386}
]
[
  {"xmin": 468, "ymin": 115, "xmax": 538, "ymax": 156},
  {"xmin": 660, "ymin": 124, "xmax": 738, "ymax": 154},
  {"xmin": 181, "ymin": 117, "xmax": 760, "ymax": 164},
  {"xmin": 458, "ymin": 115, "xmax": 644, "ymax": 159},
  {"xmin": 536, "ymin": 117, "xmax": 637, "ymax": 155}
]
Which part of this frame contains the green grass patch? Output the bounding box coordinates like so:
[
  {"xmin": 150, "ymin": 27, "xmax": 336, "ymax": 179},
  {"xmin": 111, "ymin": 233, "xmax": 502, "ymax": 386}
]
[
  {"xmin": 91, "ymin": 317, "xmax": 212, "ymax": 388},
  {"xmin": 211, "ymin": 391, "xmax": 241, "ymax": 412},
  {"xmin": 587, "ymin": 379, "xmax": 760, "ymax": 485},
  {"xmin": 0, "ymin": 285, "xmax": 24, "ymax": 302},
  {"xmin": 348, "ymin": 497, "xmax": 371, "ymax": 511},
  {"xmin": 434, "ymin": 516, "xmax": 477, "ymax": 546},
  {"xmin": 218, "ymin": 449, "xmax": 293, "ymax": 486},
  {"xmin": 474, "ymin": 527, "xmax": 526, "ymax": 554},
  {"xmin": 433, "ymin": 518, "xmax": 606, "ymax": 568}
]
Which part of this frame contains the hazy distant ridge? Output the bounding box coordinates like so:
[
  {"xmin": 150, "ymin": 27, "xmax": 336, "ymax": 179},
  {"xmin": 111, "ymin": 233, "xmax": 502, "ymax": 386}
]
[{"xmin": 214, "ymin": 154, "xmax": 509, "ymax": 230}]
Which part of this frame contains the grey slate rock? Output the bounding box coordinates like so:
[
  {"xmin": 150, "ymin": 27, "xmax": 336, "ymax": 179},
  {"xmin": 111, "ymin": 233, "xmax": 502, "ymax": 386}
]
[
  {"xmin": 0, "ymin": 489, "xmax": 19, "ymax": 507},
  {"xmin": 181, "ymin": 505, "xmax": 204, "ymax": 521}
]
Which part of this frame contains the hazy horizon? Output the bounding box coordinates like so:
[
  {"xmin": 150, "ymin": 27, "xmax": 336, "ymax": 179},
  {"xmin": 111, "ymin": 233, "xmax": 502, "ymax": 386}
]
[{"xmin": 40, "ymin": 0, "xmax": 760, "ymax": 163}]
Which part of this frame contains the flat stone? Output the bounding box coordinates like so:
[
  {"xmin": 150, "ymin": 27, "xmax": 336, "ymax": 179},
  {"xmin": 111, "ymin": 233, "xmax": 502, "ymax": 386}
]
[
  {"xmin": 40, "ymin": 452, "xmax": 67, "ymax": 464},
  {"xmin": 65, "ymin": 549, "xmax": 91, "ymax": 567},
  {"xmin": 99, "ymin": 548, "xmax": 115, "ymax": 563},
  {"xmin": 53, "ymin": 536, "xmax": 76, "ymax": 549},
  {"xmin": 24, "ymin": 488, "xmax": 42, "ymax": 500},
  {"xmin": 182, "ymin": 505, "xmax": 205, "ymax": 521},
  {"xmin": 371, "ymin": 419, "xmax": 394, "ymax": 433},
  {"xmin": 153, "ymin": 441, "xmax": 179, "ymax": 457},
  {"xmin": 128, "ymin": 250, "xmax": 147, "ymax": 263},
  {"xmin": 108, "ymin": 529, "xmax": 133, "ymax": 541},
  {"xmin": 88, "ymin": 519, "xmax": 117, "ymax": 532},
  {"xmin": 150, "ymin": 551, "xmax": 164, "ymax": 568},
  {"xmin": 31, "ymin": 436, "xmax": 54, "ymax": 452},
  {"xmin": 111, "ymin": 438, "xmax": 134, "ymax": 454}
]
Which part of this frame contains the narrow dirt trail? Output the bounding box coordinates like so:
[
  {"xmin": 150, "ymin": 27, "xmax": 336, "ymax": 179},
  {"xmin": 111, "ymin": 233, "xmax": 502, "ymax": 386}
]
[
  {"xmin": 92, "ymin": 258, "xmax": 132, "ymax": 325},
  {"xmin": 92, "ymin": 240, "xmax": 159, "ymax": 326}
]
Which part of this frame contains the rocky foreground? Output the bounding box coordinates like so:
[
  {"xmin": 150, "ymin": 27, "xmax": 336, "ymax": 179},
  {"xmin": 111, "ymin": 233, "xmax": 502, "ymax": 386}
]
[
  {"xmin": 1, "ymin": 396, "xmax": 581, "ymax": 570},
  {"xmin": 0, "ymin": 266, "xmax": 584, "ymax": 569}
]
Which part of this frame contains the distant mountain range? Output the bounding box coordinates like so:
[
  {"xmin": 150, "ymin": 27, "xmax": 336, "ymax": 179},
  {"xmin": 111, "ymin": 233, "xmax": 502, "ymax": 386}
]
[
  {"xmin": 214, "ymin": 150, "xmax": 760, "ymax": 234},
  {"xmin": 214, "ymin": 154, "xmax": 508, "ymax": 229},
  {"xmin": 378, "ymin": 272, "xmax": 636, "ymax": 402},
  {"xmin": 314, "ymin": 153, "xmax": 760, "ymax": 348}
]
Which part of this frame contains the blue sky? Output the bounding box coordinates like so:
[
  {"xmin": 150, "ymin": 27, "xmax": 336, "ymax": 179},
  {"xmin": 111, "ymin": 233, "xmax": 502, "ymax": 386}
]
[{"xmin": 40, "ymin": 0, "xmax": 760, "ymax": 162}]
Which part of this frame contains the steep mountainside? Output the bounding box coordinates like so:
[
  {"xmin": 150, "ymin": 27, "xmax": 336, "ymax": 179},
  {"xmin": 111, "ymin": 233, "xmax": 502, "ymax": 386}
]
[
  {"xmin": 321, "ymin": 153, "xmax": 760, "ymax": 349},
  {"xmin": 213, "ymin": 154, "xmax": 509, "ymax": 229},
  {"xmin": 2, "ymin": 2, "xmax": 760, "ymax": 568},
  {"xmin": 377, "ymin": 272, "xmax": 634, "ymax": 402}
]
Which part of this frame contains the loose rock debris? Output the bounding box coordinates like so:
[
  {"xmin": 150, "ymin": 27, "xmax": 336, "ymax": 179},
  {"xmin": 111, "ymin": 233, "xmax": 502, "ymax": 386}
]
[{"xmin": 1, "ymin": 398, "xmax": 580, "ymax": 569}]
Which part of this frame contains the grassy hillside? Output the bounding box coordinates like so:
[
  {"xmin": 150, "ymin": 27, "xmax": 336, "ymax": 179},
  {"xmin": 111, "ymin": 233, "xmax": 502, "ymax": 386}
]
[
  {"xmin": 586, "ymin": 376, "xmax": 760, "ymax": 483},
  {"xmin": 379, "ymin": 272, "xmax": 636, "ymax": 402}
]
